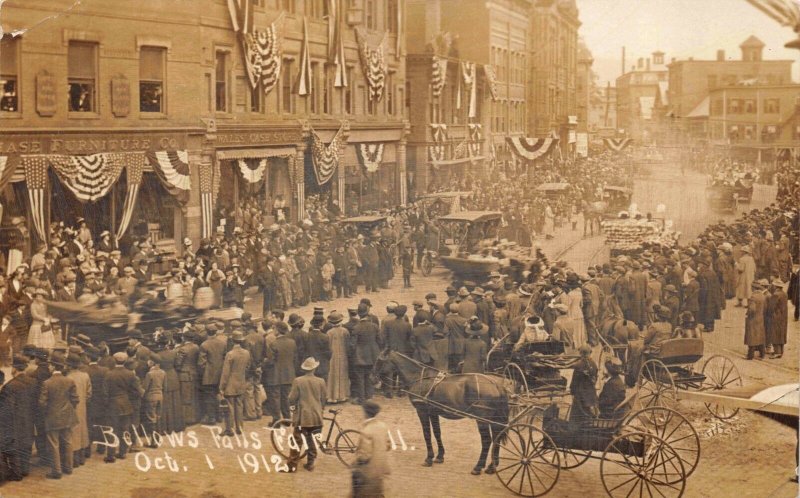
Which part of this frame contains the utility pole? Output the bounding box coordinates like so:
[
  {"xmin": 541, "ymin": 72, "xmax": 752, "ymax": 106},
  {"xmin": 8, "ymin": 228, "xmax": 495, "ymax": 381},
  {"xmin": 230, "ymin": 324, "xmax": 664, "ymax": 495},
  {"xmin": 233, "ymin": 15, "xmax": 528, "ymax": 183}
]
[
  {"xmin": 621, "ymin": 46, "xmax": 626, "ymax": 76},
  {"xmin": 604, "ymin": 81, "xmax": 611, "ymax": 128}
]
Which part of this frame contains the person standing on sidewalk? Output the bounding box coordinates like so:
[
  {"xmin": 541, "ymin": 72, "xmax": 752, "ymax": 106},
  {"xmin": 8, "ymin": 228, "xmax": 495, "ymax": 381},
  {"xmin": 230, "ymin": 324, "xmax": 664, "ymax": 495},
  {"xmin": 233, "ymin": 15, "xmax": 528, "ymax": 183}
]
[
  {"xmin": 219, "ymin": 330, "xmax": 251, "ymax": 436},
  {"xmin": 287, "ymin": 357, "xmax": 326, "ymax": 472},
  {"xmin": 39, "ymin": 358, "xmax": 79, "ymax": 479}
]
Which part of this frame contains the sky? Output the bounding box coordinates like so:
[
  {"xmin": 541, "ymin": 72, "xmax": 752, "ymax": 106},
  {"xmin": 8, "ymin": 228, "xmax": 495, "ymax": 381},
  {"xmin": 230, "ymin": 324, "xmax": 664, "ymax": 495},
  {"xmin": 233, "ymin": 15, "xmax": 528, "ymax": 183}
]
[{"xmin": 576, "ymin": 0, "xmax": 800, "ymax": 86}]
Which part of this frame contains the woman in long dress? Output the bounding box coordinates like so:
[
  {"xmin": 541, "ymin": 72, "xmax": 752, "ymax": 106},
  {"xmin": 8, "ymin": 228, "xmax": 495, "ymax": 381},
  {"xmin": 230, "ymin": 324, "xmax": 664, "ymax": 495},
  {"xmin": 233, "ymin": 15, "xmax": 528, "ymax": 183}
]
[
  {"xmin": 326, "ymin": 316, "xmax": 350, "ymax": 403},
  {"xmin": 157, "ymin": 335, "xmax": 185, "ymax": 434},
  {"xmin": 28, "ymin": 288, "xmax": 55, "ymax": 349},
  {"xmin": 558, "ymin": 281, "xmax": 586, "ymax": 348},
  {"xmin": 206, "ymin": 261, "xmax": 225, "ymax": 309}
]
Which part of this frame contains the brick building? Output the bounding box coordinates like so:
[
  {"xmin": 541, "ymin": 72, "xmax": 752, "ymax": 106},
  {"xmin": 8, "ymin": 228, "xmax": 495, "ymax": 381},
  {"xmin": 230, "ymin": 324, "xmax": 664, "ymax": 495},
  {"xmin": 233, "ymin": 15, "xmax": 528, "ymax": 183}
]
[
  {"xmin": 615, "ymin": 51, "xmax": 668, "ymax": 143},
  {"xmin": 0, "ymin": 0, "xmax": 409, "ymax": 256},
  {"xmin": 404, "ymin": 0, "xmax": 530, "ymax": 193}
]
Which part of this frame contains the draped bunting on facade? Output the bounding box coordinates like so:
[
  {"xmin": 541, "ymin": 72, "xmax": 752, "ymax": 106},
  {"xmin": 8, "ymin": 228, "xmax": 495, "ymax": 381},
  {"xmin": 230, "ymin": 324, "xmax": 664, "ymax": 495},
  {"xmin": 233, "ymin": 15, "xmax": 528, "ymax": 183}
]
[
  {"xmin": 461, "ymin": 62, "xmax": 477, "ymax": 118},
  {"xmin": 227, "ymin": 1, "xmax": 283, "ymax": 96},
  {"xmin": 21, "ymin": 156, "xmax": 49, "ymax": 243},
  {"xmin": 505, "ymin": 136, "xmax": 559, "ymax": 161},
  {"xmin": 453, "ymin": 139, "xmax": 469, "ymax": 160},
  {"xmin": 115, "ymin": 153, "xmax": 146, "ymax": 243},
  {"xmin": 298, "ymin": 17, "xmax": 313, "ymax": 96},
  {"xmin": 356, "ymin": 143, "xmax": 385, "ymax": 173},
  {"xmin": 468, "ymin": 124, "xmax": 482, "ymax": 157},
  {"xmin": 146, "ymin": 150, "xmax": 191, "ymax": 204},
  {"xmin": 310, "ymin": 124, "xmax": 347, "ymax": 186},
  {"xmin": 431, "ymin": 56, "xmax": 447, "ymax": 98},
  {"xmin": 356, "ymin": 29, "xmax": 387, "ymax": 102},
  {"xmin": 198, "ymin": 161, "xmax": 214, "ymax": 239},
  {"xmin": 603, "ymin": 138, "xmax": 633, "ymax": 153},
  {"xmin": 48, "ymin": 153, "xmax": 126, "ymax": 203},
  {"xmin": 0, "ymin": 156, "xmax": 18, "ymax": 193},
  {"xmin": 237, "ymin": 158, "xmax": 267, "ymax": 184},
  {"xmin": 483, "ymin": 64, "xmax": 499, "ymax": 101},
  {"xmin": 429, "ymin": 124, "xmax": 448, "ymax": 162}
]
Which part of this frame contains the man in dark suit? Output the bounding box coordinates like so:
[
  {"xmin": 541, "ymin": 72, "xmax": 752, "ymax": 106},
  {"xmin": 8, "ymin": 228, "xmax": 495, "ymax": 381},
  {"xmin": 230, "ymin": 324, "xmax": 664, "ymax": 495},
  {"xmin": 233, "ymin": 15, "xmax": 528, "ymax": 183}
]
[
  {"xmin": 39, "ymin": 358, "xmax": 79, "ymax": 479},
  {"xmin": 264, "ymin": 322, "xmax": 297, "ymax": 423},
  {"xmin": 176, "ymin": 330, "xmax": 201, "ymax": 426},
  {"xmin": 219, "ymin": 330, "xmax": 251, "ymax": 436},
  {"xmin": 1, "ymin": 356, "xmax": 37, "ymax": 480},
  {"xmin": 104, "ymin": 352, "xmax": 143, "ymax": 463},
  {"xmin": 382, "ymin": 305, "xmax": 412, "ymax": 397},
  {"xmin": 85, "ymin": 347, "xmax": 109, "ymax": 457},
  {"xmin": 198, "ymin": 325, "xmax": 228, "ymax": 424},
  {"xmin": 411, "ymin": 312, "xmax": 436, "ymax": 366},
  {"xmin": 444, "ymin": 303, "xmax": 467, "ymax": 372},
  {"xmin": 351, "ymin": 304, "xmax": 381, "ymax": 404},
  {"xmin": 287, "ymin": 314, "xmax": 307, "ymax": 374}
]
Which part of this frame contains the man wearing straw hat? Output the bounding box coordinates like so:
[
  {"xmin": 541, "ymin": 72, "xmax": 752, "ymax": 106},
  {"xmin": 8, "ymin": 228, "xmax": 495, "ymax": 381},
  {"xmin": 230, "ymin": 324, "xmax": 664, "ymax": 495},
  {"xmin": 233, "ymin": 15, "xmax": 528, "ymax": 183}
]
[{"xmin": 287, "ymin": 357, "xmax": 326, "ymax": 472}]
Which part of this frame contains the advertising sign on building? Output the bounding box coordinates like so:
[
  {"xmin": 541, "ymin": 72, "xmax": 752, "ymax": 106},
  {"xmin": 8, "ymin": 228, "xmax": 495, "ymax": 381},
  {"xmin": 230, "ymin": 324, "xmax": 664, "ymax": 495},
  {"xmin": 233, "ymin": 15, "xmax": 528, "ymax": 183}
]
[{"xmin": 576, "ymin": 132, "xmax": 589, "ymax": 158}]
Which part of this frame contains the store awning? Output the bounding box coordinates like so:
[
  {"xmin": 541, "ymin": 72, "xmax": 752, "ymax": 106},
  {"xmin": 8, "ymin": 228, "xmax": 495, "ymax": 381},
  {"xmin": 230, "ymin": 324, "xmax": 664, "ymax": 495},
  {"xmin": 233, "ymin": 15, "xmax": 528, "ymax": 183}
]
[{"xmin": 216, "ymin": 147, "xmax": 296, "ymax": 160}]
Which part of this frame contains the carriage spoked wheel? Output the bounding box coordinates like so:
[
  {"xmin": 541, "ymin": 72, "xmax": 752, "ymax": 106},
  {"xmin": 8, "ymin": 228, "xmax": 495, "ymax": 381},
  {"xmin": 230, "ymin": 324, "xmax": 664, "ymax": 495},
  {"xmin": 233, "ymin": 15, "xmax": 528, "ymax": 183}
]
[
  {"xmin": 554, "ymin": 448, "xmax": 592, "ymax": 470},
  {"xmin": 701, "ymin": 355, "xmax": 743, "ymax": 420},
  {"xmin": 623, "ymin": 406, "xmax": 700, "ymax": 481},
  {"xmin": 637, "ymin": 359, "xmax": 677, "ymax": 411},
  {"xmin": 270, "ymin": 418, "xmax": 308, "ymax": 460},
  {"xmin": 494, "ymin": 424, "xmax": 560, "ymax": 497},
  {"xmin": 600, "ymin": 431, "xmax": 686, "ymax": 498}
]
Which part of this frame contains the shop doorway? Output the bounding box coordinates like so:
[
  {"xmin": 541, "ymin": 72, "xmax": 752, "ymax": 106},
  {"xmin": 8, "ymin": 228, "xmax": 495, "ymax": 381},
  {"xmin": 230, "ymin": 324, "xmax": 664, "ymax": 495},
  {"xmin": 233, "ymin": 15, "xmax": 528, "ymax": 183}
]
[{"xmin": 217, "ymin": 157, "xmax": 293, "ymax": 231}]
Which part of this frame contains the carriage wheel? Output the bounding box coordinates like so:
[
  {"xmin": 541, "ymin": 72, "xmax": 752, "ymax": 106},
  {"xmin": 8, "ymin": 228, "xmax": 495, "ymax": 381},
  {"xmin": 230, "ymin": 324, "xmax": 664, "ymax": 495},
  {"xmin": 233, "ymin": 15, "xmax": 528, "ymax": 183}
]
[
  {"xmin": 701, "ymin": 355, "xmax": 743, "ymax": 420},
  {"xmin": 600, "ymin": 432, "xmax": 686, "ymax": 498},
  {"xmin": 270, "ymin": 418, "xmax": 308, "ymax": 460},
  {"xmin": 494, "ymin": 424, "xmax": 560, "ymax": 497},
  {"xmin": 421, "ymin": 255, "xmax": 433, "ymax": 276},
  {"xmin": 637, "ymin": 359, "xmax": 677, "ymax": 411},
  {"xmin": 504, "ymin": 363, "xmax": 530, "ymax": 396},
  {"xmin": 334, "ymin": 429, "xmax": 361, "ymax": 468},
  {"xmin": 624, "ymin": 407, "xmax": 701, "ymax": 480},
  {"xmin": 557, "ymin": 448, "xmax": 592, "ymax": 470}
]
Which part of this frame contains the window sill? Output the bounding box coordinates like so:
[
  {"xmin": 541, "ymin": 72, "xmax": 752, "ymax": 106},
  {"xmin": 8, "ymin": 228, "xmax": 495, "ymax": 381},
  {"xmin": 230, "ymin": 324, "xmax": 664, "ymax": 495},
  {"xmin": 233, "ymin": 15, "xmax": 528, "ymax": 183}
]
[
  {"xmin": 214, "ymin": 112, "xmax": 234, "ymax": 119},
  {"xmin": 68, "ymin": 112, "xmax": 101, "ymax": 119},
  {"xmin": 0, "ymin": 112, "xmax": 22, "ymax": 119},
  {"xmin": 140, "ymin": 112, "xmax": 168, "ymax": 120}
]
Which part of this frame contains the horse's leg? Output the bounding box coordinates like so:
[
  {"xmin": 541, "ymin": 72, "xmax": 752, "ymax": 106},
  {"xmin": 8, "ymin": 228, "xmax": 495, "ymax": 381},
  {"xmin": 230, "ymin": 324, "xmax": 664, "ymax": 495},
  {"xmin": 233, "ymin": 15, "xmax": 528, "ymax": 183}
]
[
  {"xmin": 417, "ymin": 409, "xmax": 434, "ymax": 467},
  {"xmin": 431, "ymin": 414, "xmax": 445, "ymax": 463},
  {"xmin": 486, "ymin": 424, "xmax": 502, "ymax": 474},
  {"xmin": 473, "ymin": 422, "xmax": 490, "ymax": 475}
]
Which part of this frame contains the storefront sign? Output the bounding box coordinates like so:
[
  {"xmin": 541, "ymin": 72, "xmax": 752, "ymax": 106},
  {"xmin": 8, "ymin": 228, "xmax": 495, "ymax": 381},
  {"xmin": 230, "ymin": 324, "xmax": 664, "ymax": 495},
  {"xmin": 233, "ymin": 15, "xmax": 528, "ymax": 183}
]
[
  {"xmin": 216, "ymin": 130, "xmax": 302, "ymax": 146},
  {"xmin": 111, "ymin": 75, "xmax": 131, "ymax": 117},
  {"xmin": 36, "ymin": 70, "xmax": 57, "ymax": 117},
  {"xmin": 576, "ymin": 132, "xmax": 588, "ymax": 158},
  {"xmin": 0, "ymin": 133, "xmax": 187, "ymax": 155}
]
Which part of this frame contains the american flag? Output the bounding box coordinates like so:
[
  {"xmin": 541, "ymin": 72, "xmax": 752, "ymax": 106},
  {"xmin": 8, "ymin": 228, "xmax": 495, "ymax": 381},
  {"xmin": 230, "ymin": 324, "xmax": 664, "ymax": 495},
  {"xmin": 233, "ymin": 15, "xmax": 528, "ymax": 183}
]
[
  {"xmin": 199, "ymin": 162, "xmax": 215, "ymax": 239},
  {"xmin": 298, "ymin": 18, "xmax": 312, "ymax": 96},
  {"xmin": 116, "ymin": 153, "xmax": 146, "ymax": 242},
  {"xmin": 22, "ymin": 155, "xmax": 49, "ymax": 244}
]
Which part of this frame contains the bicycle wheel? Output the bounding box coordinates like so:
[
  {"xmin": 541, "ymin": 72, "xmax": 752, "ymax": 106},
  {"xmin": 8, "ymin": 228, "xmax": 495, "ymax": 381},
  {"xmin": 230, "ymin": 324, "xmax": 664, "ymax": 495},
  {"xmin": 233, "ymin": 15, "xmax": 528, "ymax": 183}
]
[
  {"xmin": 421, "ymin": 255, "xmax": 433, "ymax": 276},
  {"xmin": 334, "ymin": 429, "xmax": 361, "ymax": 467},
  {"xmin": 270, "ymin": 418, "xmax": 308, "ymax": 460}
]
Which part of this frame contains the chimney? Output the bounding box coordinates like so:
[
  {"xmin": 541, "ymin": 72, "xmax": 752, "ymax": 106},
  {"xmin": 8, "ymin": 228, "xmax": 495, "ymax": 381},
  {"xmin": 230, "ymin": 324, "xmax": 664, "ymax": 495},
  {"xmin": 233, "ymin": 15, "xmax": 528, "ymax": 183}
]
[
  {"xmin": 638, "ymin": 58, "xmax": 644, "ymax": 69},
  {"xmin": 671, "ymin": 57, "xmax": 676, "ymax": 63},
  {"xmin": 717, "ymin": 49, "xmax": 725, "ymax": 61},
  {"xmin": 646, "ymin": 58, "xmax": 651, "ymax": 71}
]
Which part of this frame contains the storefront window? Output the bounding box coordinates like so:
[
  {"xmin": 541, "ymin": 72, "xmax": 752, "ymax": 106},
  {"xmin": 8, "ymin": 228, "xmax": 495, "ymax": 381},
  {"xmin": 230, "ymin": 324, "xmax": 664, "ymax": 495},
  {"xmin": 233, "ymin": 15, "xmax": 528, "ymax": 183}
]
[
  {"xmin": 68, "ymin": 41, "xmax": 97, "ymax": 112},
  {"xmin": 131, "ymin": 173, "xmax": 177, "ymax": 242},
  {"xmin": 140, "ymin": 46, "xmax": 165, "ymax": 113},
  {"xmin": 282, "ymin": 59, "xmax": 293, "ymax": 113},
  {"xmin": 1, "ymin": 35, "xmax": 19, "ymax": 113}
]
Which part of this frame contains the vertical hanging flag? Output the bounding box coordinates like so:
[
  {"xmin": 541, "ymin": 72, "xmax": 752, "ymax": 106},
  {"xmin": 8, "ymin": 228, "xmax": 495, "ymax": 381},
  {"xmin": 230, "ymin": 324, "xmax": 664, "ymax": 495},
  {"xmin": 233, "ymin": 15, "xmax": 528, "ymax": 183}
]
[
  {"xmin": 199, "ymin": 161, "xmax": 215, "ymax": 239},
  {"xmin": 461, "ymin": 62, "xmax": 476, "ymax": 118},
  {"xmin": 22, "ymin": 155, "xmax": 49, "ymax": 244},
  {"xmin": 431, "ymin": 56, "xmax": 447, "ymax": 98},
  {"xmin": 298, "ymin": 17, "xmax": 313, "ymax": 96},
  {"xmin": 116, "ymin": 153, "xmax": 146, "ymax": 243},
  {"xmin": 332, "ymin": 0, "xmax": 348, "ymax": 88},
  {"xmin": 326, "ymin": 0, "xmax": 338, "ymax": 60},
  {"xmin": 226, "ymin": 0, "xmax": 254, "ymax": 34},
  {"xmin": 483, "ymin": 64, "xmax": 499, "ymax": 101}
]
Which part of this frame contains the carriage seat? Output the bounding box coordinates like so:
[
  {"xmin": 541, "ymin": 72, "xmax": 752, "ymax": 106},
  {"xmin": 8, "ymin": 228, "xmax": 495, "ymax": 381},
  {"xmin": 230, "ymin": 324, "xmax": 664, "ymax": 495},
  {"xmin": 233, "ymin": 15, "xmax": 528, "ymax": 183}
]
[{"xmin": 649, "ymin": 338, "xmax": 704, "ymax": 365}]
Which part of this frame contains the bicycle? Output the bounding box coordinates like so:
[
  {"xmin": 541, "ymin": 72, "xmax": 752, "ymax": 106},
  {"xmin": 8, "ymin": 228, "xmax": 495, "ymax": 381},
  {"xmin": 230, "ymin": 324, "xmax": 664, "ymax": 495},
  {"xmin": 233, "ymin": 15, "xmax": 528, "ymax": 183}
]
[{"xmin": 269, "ymin": 408, "xmax": 360, "ymax": 467}]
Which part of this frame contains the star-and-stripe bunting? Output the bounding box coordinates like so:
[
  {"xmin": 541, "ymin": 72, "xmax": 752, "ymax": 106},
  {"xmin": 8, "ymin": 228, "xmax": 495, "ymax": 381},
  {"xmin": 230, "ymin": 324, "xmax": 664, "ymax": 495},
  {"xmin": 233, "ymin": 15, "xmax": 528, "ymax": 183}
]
[
  {"xmin": 461, "ymin": 62, "xmax": 477, "ymax": 118},
  {"xmin": 429, "ymin": 124, "xmax": 448, "ymax": 162},
  {"xmin": 431, "ymin": 56, "xmax": 447, "ymax": 98},
  {"xmin": 243, "ymin": 20, "xmax": 283, "ymax": 95},
  {"xmin": 0, "ymin": 155, "xmax": 19, "ymax": 193},
  {"xmin": 505, "ymin": 136, "xmax": 559, "ymax": 161},
  {"xmin": 116, "ymin": 153, "xmax": 146, "ymax": 243},
  {"xmin": 237, "ymin": 158, "xmax": 267, "ymax": 184},
  {"xmin": 356, "ymin": 28, "xmax": 387, "ymax": 102},
  {"xmin": 468, "ymin": 124, "xmax": 482, "ymax": 157},
  {"xmin": 21, "ymin": 155, "xmax": 49, "ymax": 244},
  {"xmin": 48, "ymin": 153, "xmax": 125, "ymax": 203},
  {"xmin": 310, "ymin": 124, "xmax": 347, "ymax": 186},
  {"xmin": 146, "ymin": 150, "xmax": 191, "ymax": 204},
  {"xmin": 483, "ymin": 64, "xmax": 499, "ymax": 101},
  {"xmin": 298, "ymin": 17, "xmax": 313, "ymax": 96},
  {"xmin": 603, "ymin": 138, "xmax": 633, "ymax": 153},
  {"xmin": 356, "ymin": 143, "xmax": 385, "ymax": 173},
  {"xmin": 198, "ymin": 162, "xmax": 215, "ymax": 239}
]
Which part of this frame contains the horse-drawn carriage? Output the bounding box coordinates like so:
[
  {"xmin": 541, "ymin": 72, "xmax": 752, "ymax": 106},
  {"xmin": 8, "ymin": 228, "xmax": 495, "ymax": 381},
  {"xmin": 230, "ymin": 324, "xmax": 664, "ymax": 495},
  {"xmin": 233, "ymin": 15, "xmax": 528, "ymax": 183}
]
[
  {"xmin": 706, "ymin": 183, "xmax": 738, "ymax": 213},
  {"xmin": 433, "ymin": 211, "xmax": 504, "ymax": 279},
  {"xmin": 487, "ymin": 336, "xmax": 571, "ymax": 401}
]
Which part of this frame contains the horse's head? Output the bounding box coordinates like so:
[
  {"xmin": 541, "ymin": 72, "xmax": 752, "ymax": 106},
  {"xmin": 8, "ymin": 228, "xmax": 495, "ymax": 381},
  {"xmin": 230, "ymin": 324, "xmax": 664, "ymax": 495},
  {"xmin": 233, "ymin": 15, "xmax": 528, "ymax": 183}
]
[{"xmin": 373, "ymin": 350, "xmax": 397, "ymax": 386}]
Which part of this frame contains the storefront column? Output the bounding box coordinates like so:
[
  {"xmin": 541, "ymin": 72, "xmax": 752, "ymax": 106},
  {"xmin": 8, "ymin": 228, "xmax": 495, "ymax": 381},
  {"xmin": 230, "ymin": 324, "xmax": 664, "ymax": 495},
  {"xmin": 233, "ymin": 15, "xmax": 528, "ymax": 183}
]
[
  {"xmin": 398, "ymin": 140, "xmax": 408, "ymax": 206},
  {"xmin": 294, "ymin": 143, "xmax": 306, "ymax": 222},
  {"xmin": 337, "ymin": 149, "xmax": 346, "ymax": 206}
]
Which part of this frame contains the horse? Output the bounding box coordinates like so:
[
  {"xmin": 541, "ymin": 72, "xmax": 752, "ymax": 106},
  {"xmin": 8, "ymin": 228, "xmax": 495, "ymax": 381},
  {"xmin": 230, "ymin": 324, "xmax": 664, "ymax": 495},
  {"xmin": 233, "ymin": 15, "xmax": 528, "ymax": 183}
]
[
  {"xmin": 373, "ymin": 351, "xmax": 509, "ymax": 475},
  {"xmin": 580, "ymin": 200, "xmax": 606, "ymax": 236}
]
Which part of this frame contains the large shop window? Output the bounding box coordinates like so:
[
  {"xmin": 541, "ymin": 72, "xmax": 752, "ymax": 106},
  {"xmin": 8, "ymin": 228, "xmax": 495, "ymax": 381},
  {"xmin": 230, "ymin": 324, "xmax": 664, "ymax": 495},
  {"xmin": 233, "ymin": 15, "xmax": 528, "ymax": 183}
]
[
  {"xmin": 216, "ymin": 157, "xmax": 293, "ymax": 227},
  {"xmin": 1, "ymin": 35, "xmax": 19, "ymax": 113},
  {"xmin": 68, "ymin": 41, "xmax": 98, "ymax": 113},
  {"xmin": 215, "ymin": 50, "xmax": 229, "ymax": 112},
  {"xmin": 140, "ymin": 46, "xmax": 165, "ymax": 113}
]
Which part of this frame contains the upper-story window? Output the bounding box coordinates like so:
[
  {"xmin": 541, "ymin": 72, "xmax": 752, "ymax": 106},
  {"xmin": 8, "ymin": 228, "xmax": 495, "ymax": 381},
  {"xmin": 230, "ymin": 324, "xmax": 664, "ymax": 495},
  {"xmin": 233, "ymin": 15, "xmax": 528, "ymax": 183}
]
[
  {"xmin": 281, "ymin": 58, "xmax": 293, "ymax": 113},
  {"xmin": 764, "ymin": 98, "xmax": 780, "ymax": 114},
  {"xmin": 305, "ymin": 0, "xmax": 326, "ymax": 18},
  {"xmin": 365, "ymin": 0, "xmax": 377, "ymax": 30},
  {"xmin": 727, "ymin": 99, "xmax": 741, "ymax": 114},
  {"xmin": 743, "ymin": 99, "xmax": 756, "ymax": 114},
  {"xmin": 68, "ymin": 41, "xmax": 98, "ymax": 113},
  {"xmin": 140, "ymin": 46, "xmax": 165, "ymax": 113},
  {"xmin": 215, "ymin": 50, "xmax": 230, "ymax": 112},
  {"xmin": 281, "ymin": 0, "xmax": 297, "ymax": 13},
  {"xmin": 1, "ymin": 35, "xmax": 19, "ymax": 112},
  {"xmin": 387, "ymin": 0, "xmax": 398, "ymax": 34}
]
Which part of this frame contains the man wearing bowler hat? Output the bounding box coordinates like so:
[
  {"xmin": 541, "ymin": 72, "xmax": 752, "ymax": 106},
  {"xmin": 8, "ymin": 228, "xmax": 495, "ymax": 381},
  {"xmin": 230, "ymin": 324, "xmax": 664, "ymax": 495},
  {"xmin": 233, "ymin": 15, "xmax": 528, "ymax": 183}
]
[
  {"xmin": 287, "ymin": 357, "xmax": 326, "ymax": 472},
  {"xmin": 39, "ymin": 356, "xmax": 79, "ymax": 479}
]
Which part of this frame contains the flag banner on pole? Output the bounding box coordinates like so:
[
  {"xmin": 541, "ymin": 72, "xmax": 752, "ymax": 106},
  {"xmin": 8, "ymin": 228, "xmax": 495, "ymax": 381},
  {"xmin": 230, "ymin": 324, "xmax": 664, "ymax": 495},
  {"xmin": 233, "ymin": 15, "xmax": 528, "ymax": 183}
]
[
  {"xmin": 431, "ymin": 56, "xmax": 447, "ymax": 98},
  {"xmin": 226, "ymin": 0, "xmax": 254, "ymax": 34},
  {"xmin": 198, "ymin": 161, "xmax": 214, "ymax": 240},
  {"xmin": 468, "ymin": 124, "xmax": 482, "ymax": 157},
  {"xmin": 298, "ymin": 17, "xmax": 313, "ymax": 96},
  {"xmin": 48, "ymin": 153, "xmax": 125, "ymax": 203},
  {"xmin": 326, "ymin": 0, "xmax": 338, "ymax": 60},
  {"xmin": 332, "ymin": 1, "xmax": 348, "ymax": 88},
  {"xmin": 505, "ymin": 136, "xmax": 559, "ymax": 161},
  {"xmin": 461, "ymin": 62, "xmax": 477, "ymax": 118},
  {"xmin": 21, "ymin": 155, "xmax": 50, "ymax": 244},
  {"xmin": 310, "ymin": 123, "xmax": 347, "ymax": 185},
  {"xmin": 356, "ymin": 28, "xmax": 387, "ymax": 102},
  {"xmin": 116, "ymin": 153, "xmax": 146, "ymax": 243},
  {"xmin": 429, "ymin": 124, "xmax": 448, "ymax": 162},
  {"xmin": 0, "ymin": 155, "xmax": 19, "ymax": 193},
  {"xmin": 483, "ymin": 64, "xmax": 499, "ymax": 101},
  {"xmin": 603, "ymin": 138, "xmax": 633, "ymax": 153},
  {"xmin": 146, "ymin": 150, "xmax": 192, "ymax": 204},
  {"xmin": 237, "ymin": 158, "xmax": 267, "ymax": 184},
  {"xmin": 356, "ymin": 143, "xmax": 385, "ymax": 173}
]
